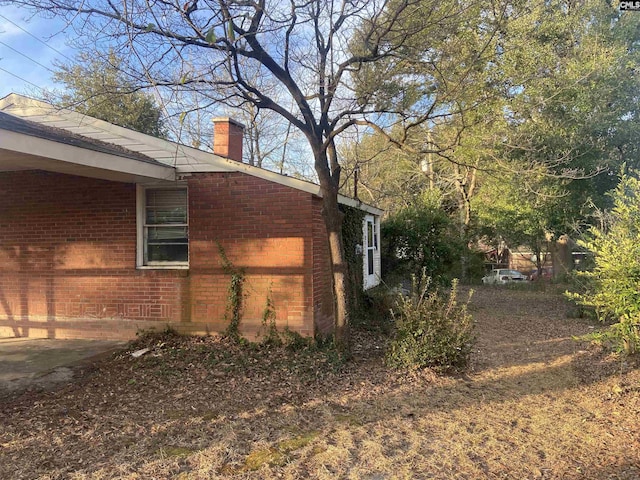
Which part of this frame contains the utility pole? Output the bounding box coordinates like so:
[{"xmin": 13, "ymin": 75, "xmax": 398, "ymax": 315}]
[{"xmin": 420, "ymin": 130, "xmax": 435, "ymax": 190}]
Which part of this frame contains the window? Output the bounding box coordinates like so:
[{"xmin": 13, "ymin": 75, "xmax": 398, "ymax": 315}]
[{"xmin": 140, "ymin": 187, "xmax": 188, "ymax": 266}]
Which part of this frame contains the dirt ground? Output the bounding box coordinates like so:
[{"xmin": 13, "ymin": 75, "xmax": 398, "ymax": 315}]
[{"xmin": 0, "ymin": 286, "xmax": 638, "ymax": 479}]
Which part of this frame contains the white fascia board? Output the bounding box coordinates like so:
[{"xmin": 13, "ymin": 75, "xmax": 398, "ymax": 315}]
[
  {"xmin": 338, "ymin": 194, "xmax": 384, "ymax": 216},
  {"xmin": 0, "ymin": 129, "xmax": 176, "ymax": 182}
]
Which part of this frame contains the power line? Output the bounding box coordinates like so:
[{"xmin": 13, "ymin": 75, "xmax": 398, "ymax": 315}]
[
  {"xmin": 0, "ymin": 40, "xmax": 56, "ymax": 74},
  {"xmin": 0, "ymin": 13, "xmax": 74, "ymax": 63},
  {"xmin": 0, "ymin": 65, "xmax": 48, "ymax": 94}
]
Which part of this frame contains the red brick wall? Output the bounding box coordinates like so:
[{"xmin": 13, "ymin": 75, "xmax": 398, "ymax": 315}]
[
  {"xmin": 187, "ymin": 172, "xmax": 316, "ymax": 339},
  {"xmin": 0, "ymin": 171, "xmax": 187, "ymax": 339},
  {"xmin": 213, "ymin": 119, "xmax": 244, "ymax": 162},
  {"xmin": 0, "ymin": 169, "xmax": 333, "ymax": 340}
]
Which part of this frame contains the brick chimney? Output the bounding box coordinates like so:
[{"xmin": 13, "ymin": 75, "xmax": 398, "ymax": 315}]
[{"xmin": 213, "ymin": 117, "xmax": 245, "ymax": 162}]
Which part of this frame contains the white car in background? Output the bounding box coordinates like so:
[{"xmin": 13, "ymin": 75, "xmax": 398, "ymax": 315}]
[{"xmin": 482, "ymin": 269, "xmax": 528, "ymax": 285}]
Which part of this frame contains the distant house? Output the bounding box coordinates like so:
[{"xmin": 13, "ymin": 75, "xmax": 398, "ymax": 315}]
[{"xmin": 0, "ymin": 94, "xmax": 381, "ymax": 340}]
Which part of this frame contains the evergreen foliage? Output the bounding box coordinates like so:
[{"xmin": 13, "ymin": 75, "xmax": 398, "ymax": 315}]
[
  {"xmin": 344, "ymin": 0, "xmax": 640, "ymax": 265},
  {"xmin": 340, "ymin": 205, "xmax": 368, "ymax": 324},
  {"xmin": 381, "ymin": 192, "xmax": 464, "ymax": 283},
  {"xmin": 386, "ymin": 272, "xmax": 474, "ymax": 371},
  {"xmin": 569, "ymin": 171, "xmax": 640, "ymax": 354},
  {"xmin": 50, "ymin": 52, "xmax": 167, "ymax": 137}
]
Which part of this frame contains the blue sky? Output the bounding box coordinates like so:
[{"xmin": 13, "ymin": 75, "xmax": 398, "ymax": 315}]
[{"xmin": 0, "ymin": 5, "xmax": 74, "ymax": 98}]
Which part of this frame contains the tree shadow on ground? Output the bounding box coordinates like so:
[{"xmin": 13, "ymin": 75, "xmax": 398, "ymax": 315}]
[{"xmin": 0, "ymin": 289, "xmax": 637, "ymax": 479}]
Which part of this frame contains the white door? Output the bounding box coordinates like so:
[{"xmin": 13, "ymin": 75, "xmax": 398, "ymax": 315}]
[{"xmin": 363, "ymin": 215, "xmax": 379, "ymax": 289}]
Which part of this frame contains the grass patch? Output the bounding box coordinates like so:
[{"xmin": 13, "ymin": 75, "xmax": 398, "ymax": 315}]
[
  {"xmin": 243, "ymin": 447, "xmax": 286, "ymax": 470},
  {"xmin": 238, "ymin": 432, "xmax": 319, "ymax": 472},
  {"xmin": 277, "ymin": 432, "xmax": 319, "ymax": 453}
]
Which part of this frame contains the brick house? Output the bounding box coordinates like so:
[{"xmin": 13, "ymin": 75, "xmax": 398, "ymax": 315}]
[{"xmin": 0, "ymin": 94, "xmax": 381, "ymax": 340}]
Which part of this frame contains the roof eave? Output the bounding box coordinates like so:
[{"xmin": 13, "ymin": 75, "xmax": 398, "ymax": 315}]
[{"xmin": 0, "ymin": 129, "xmax": 176, "ymax": 183}]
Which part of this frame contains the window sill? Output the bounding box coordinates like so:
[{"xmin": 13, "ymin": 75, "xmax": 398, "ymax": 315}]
[{"xmin": 137, "ymin": 265, "xmax": 189, "ymax": 270}]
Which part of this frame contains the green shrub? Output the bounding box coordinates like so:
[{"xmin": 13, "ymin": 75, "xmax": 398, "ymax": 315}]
[
  {"xmin": 350, "ymin": 284, "xmax": 398, "ymax": 333},
  {"xmin": 568, "ymin": 171, "xmax": 640, "ymax": 355},
  {"xmin": 386, "ymin": 272, "xmax": 474, "ymax": 371},
  {"xmin": 381, "ymin": 192, "xmax": 464, "ymax": 284}
]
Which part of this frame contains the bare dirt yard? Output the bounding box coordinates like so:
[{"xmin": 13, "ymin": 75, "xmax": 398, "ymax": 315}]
[{"xmin": 1, "ymin": 286, "xmax": 639, "ymax": 479}]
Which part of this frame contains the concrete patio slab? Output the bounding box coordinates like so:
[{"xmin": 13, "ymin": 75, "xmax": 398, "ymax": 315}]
[{"xmin": 0, "ymin": 337, "xmax": 126, "ymax": 397}]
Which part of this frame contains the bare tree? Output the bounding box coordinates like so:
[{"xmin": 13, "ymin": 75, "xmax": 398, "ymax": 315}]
[
  {"xmin": 7, "ymin": 0, "xmax": 488, "ymax": 350},
  {"xmin": 227, "ymin": 102, "xmax": 307, "ymax": 174}
]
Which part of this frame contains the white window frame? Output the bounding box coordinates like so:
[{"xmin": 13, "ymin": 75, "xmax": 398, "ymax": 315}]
[{"xmin": 136, "ymin": 184, "xmax": 189, "ymax": 269}]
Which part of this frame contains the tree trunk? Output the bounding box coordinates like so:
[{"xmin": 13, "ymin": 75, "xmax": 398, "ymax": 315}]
[
  {"xmin": 550, "ymin": 234, "xmax": 574, "ymax": 279},
  {"xmin": 320, "ymin": 189, "xmax": 349, "ymax": 353},
  {"xmin": 313, "ymin": 143, "xmax": 350, "ymax": 354},
  {"xmin": 458, "ymin": 200, "xmax": 470, "ymax": 282},
  {"xmin": 534, "ymin": 245, "xmax": 543, "ymax": 275},
  {"xmin": 453, "ymin": 163, "xmax": 477, "ymax": 282}
]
